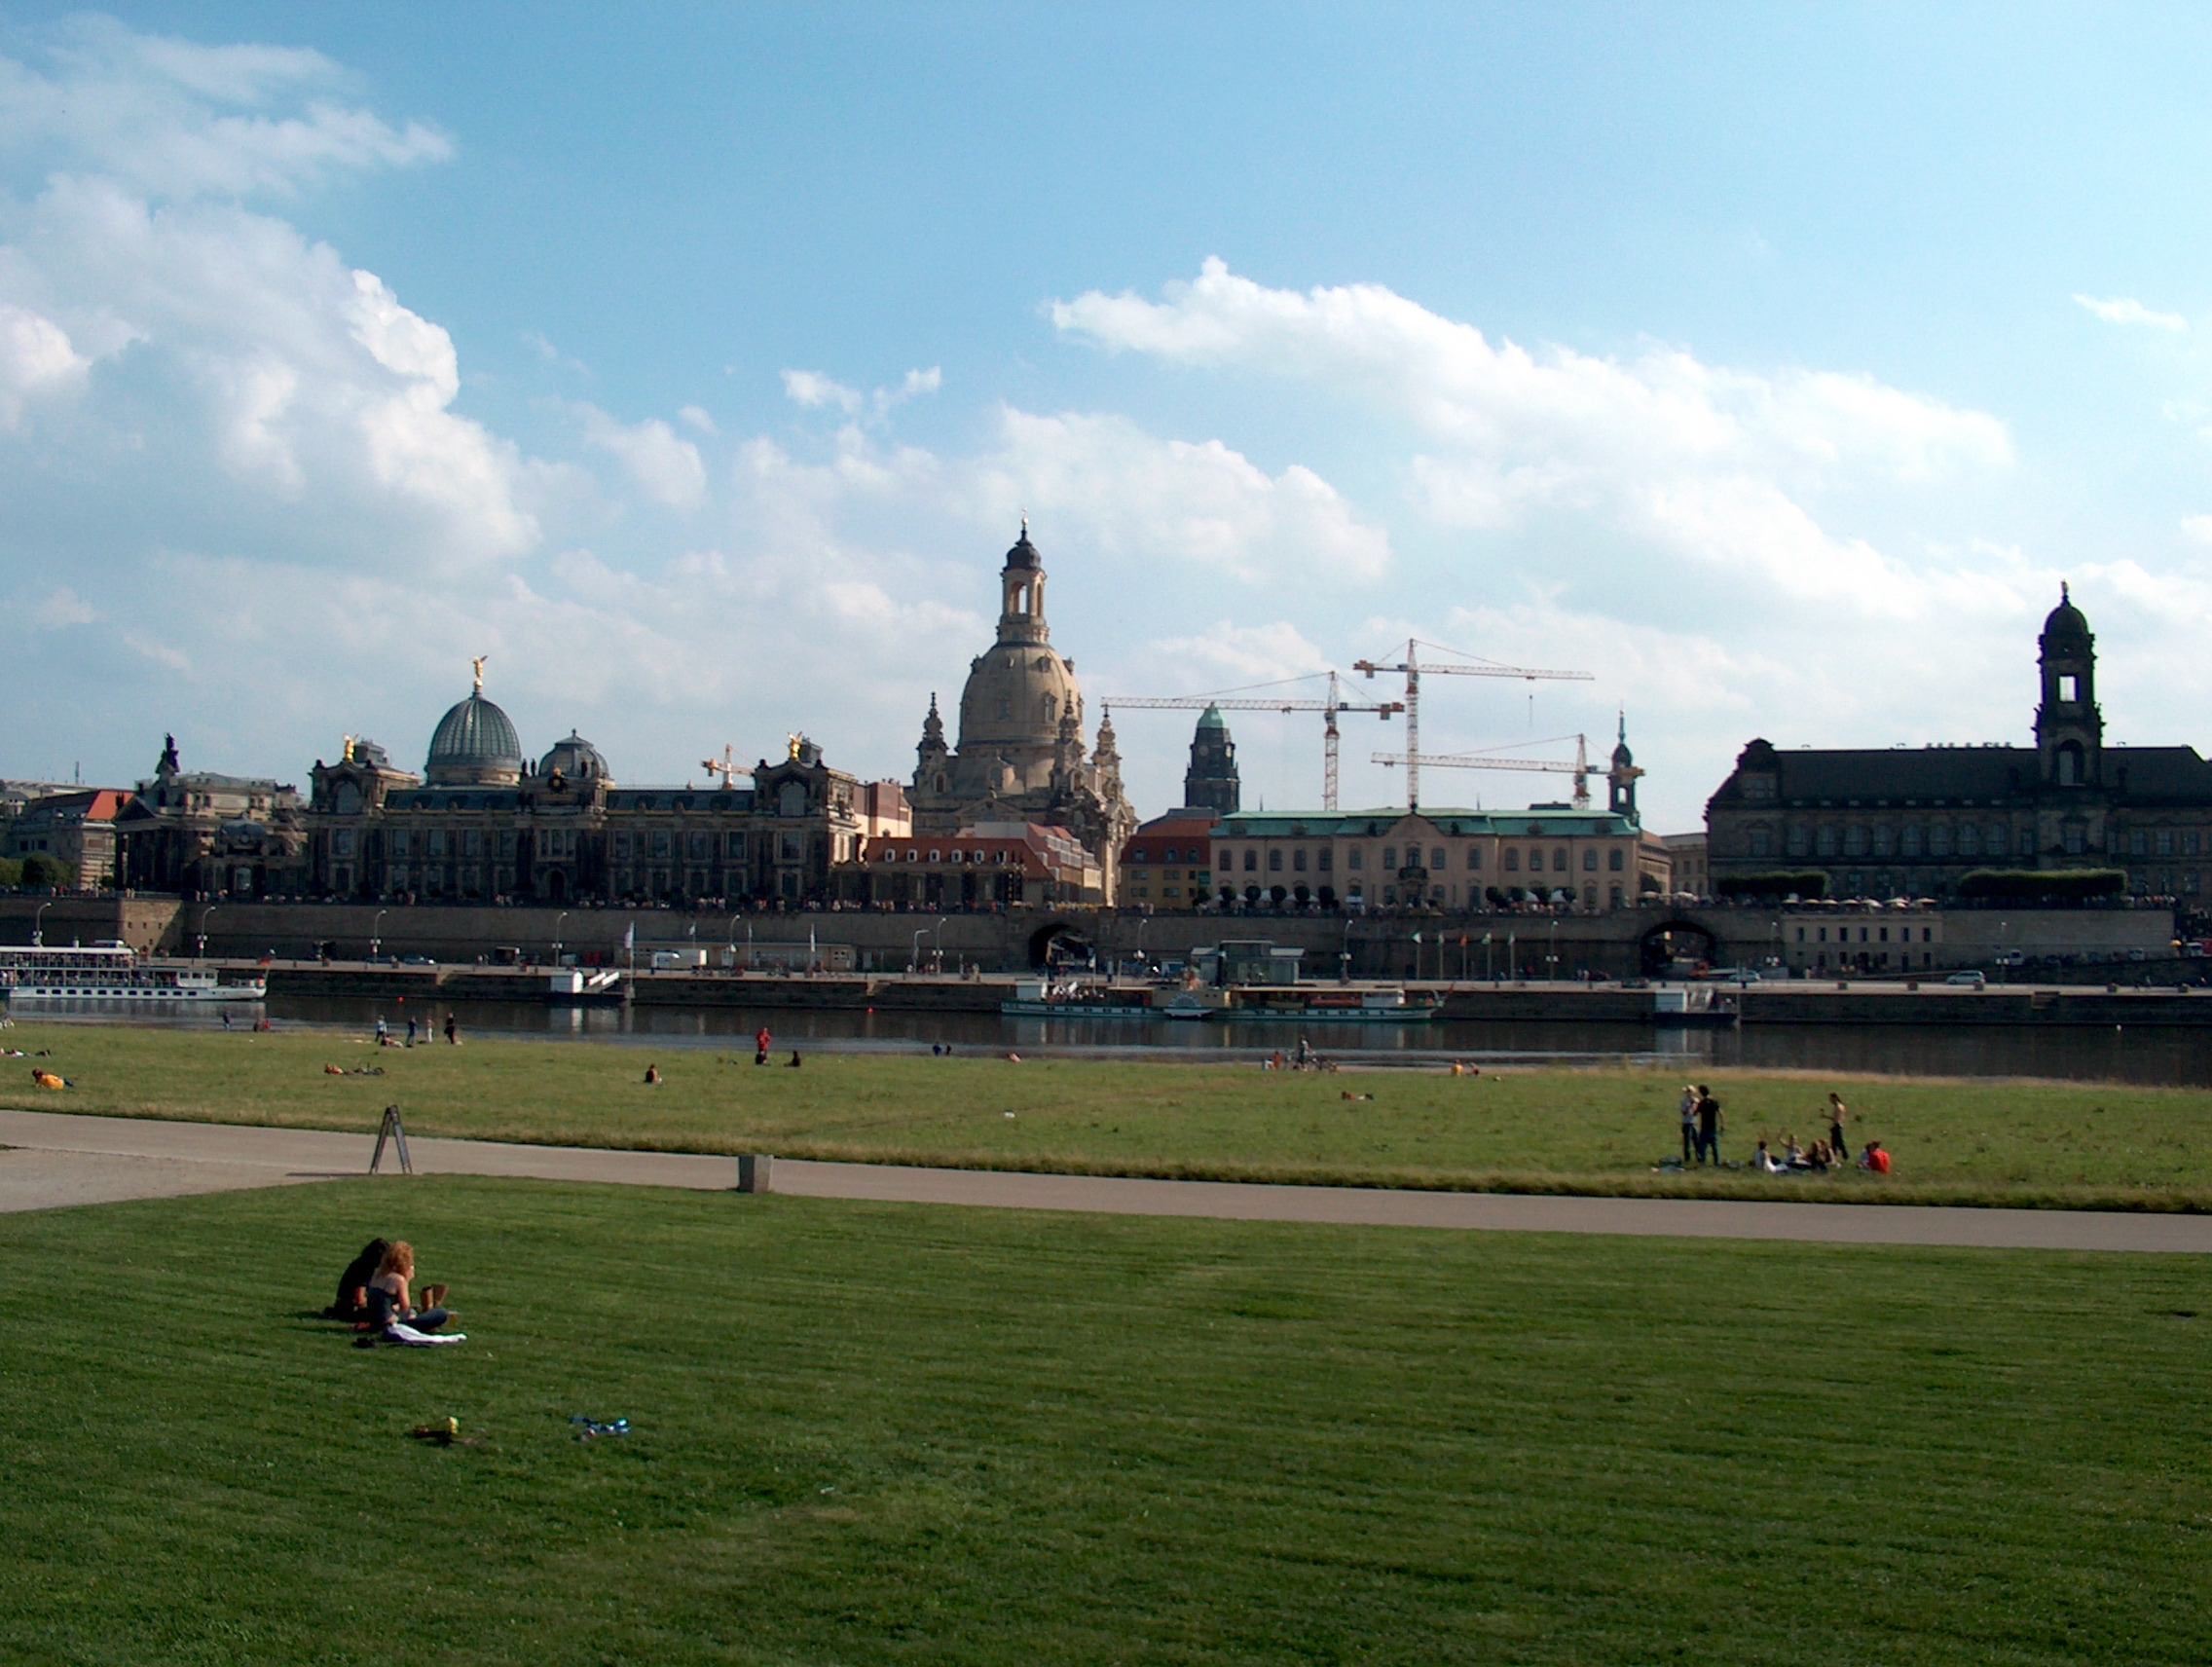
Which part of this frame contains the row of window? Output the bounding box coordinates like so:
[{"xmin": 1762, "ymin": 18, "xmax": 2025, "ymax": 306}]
[
  {"xmin": 1221, "ymin": 844, "xmax": 1630, "ymax": 875},
  {"xmin": 1751, "ymin": 823, "xmax": 2212, "ymax": 862},
  {"xmin": 1795, "ymin": 925, "xmax": 1938, "ymax": 945}
]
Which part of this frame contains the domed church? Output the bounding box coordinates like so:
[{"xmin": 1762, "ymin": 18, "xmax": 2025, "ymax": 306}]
[{"xmin": 907, "ymin": 523, "xmax": 1137, "ymax": 899}]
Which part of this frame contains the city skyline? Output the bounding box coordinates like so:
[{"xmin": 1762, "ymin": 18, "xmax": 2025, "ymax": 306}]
[{"xmin": 8, "ymin": 8, "xmax": 2212, "ymax": 829}]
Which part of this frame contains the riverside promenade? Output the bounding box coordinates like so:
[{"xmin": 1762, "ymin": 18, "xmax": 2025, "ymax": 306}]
[{"xmin": 4, "ymin": 1107, "xmax": 2210, "ymax": 1252}]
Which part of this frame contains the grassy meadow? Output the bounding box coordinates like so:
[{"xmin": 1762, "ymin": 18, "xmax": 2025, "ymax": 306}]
[
  {"xmin": 8, "ymin": 1020, "xmax": 2212, "ymax": 1206},
  {"xmin": 0, "ymin": 1176, "xmax": 2207, "ymax": 1664}
]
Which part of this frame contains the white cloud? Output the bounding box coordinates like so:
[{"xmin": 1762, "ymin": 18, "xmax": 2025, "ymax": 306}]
[
  {"xmin": 1054, "ymin": 259, "xmax": 2011, "ymax": 616},
  {"xmin": 0, "ymin": 15, "xmax": 448, "ymax": 201},
  {"xmin": 578, "ymin": 406, "xmax": 706, "ymax": 510},
  {"xmin": 0, "ymin": 302, "xmax": 87, "ymax": 428},
  {"xmin": 972, "ymin": 408, "xmax": 1390, "ymax": 584},
  {"xmin": 678, "ymin": 404, "xmax": 718, "ymax": 435},
  {"xmin": 2075, "ymin": 294, "xmax": 2189, "ymax": 331},
  {"xmin": 32, "ymin": 586, "xmax": 97, "ymax": 627},
  {"xmin": 781, "ymin": 364, "xmax": 943, "ymax": 422}
]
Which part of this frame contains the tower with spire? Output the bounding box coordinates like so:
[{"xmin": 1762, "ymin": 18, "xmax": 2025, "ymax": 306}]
[{"xmin": 1607, "ymin": 713, "xmax": 1642, "ymax": 820}]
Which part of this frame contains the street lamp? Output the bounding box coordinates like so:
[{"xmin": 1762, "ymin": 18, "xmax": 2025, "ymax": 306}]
[
  {"xmin": 32, "ymin": 901, "xmax": 52, "ymax": 947},
  {"xmin": 909, "ymin": 926, "xmax": 928, "ymax": 973},
  {"xmin": 933, "ymin": 916, "xmax": 947, "ymax": 974},
  {"xmin": 370, "ymin": 908, "xmax": 387, "ymax": 961},
  {"xmin": 196, "ymin": 904, "xmax": 217, "ymax": 960},
  {"xmin": 552, "ymin": 909, "xmax": 569, "ymax": 965}
]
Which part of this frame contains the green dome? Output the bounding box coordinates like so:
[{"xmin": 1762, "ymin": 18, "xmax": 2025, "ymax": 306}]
[
  {"xmin": 1195, "ymin": 703, "xmax": 1230, "ymax": 732},
  {"xmin": 426, "ymin": 691, "xmax": 523, "ymax": 785}
]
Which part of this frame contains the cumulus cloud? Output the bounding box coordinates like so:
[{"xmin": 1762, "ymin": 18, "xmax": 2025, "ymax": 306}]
[
  {"xmin": 578, "ymin": 405, "xmax": 707, "ymax": 509},
  {"xmin": 1054, "ymin": 259, "xmax": 2012, "ymax": 616},
  {"xmin": 2075, "ymin": 294, "xmax": 2189, "ymax": 331},
  {"xmin": 0, "ymin": 302, "xmax": 88, "ymax": 428},
  {"xmin": 0, "ymin": 14, "xmax": 449, "ymax": 201},
  {"xmin": 782, "ymin": 364, "xmax": 943, "ymax": 422},
  {"xmin": 971, "ymin": 408, "xmax": 1389, "ymax": 584}
]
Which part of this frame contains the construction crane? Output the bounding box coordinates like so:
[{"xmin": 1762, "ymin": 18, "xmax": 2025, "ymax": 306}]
[
  {"xmin": 1352, "ymin": 640, "xmax": 1595, "ymax": 808},
  {"xmin": 1106, "ymin": 671, "xmax": 1403, "ymax": 810},
  {"xmin": 699, "ymin": 745, "xmax": 746, "ymax": 788},
  {"xmin": 1373, "ymin": 735, "xmax": 1595, "ymax": 810}
]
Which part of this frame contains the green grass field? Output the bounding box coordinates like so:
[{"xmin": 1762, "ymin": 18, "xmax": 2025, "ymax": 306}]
[
  {"xmin": 0, "ymin": 1177, "xmax": 2206, "ymax": 1664},
  {"xmin": 10, "ymin": 1021, "xmax": 2212, "ymax": 1208}
]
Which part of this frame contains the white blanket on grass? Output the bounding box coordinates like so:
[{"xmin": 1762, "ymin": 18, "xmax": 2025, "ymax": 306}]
[{"xmin": 385, "ymin": 1322, "xmax": 466, "ymax": 1347}]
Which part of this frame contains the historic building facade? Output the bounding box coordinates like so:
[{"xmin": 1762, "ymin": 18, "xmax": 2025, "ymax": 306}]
[
  {"xmin": 907, "ymin": 524, "xmax": 1137, "ymax": 901},
  {"xmin": 297, "ymin": 670, "xmax": 885, "ymax": 908},
  {"xmin": 1706, "ymin": 589, "xmax": 2212, "ymax": 901},
  {"xmin": 1212, "ymin": 807, "xmax": 1662, "ymax": 912},
  {"xmin": 114, "ymin": 737, "xmax": 308, "ymax": 898}
]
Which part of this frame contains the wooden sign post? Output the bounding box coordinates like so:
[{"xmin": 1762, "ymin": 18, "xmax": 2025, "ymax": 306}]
[{"xmin": 371, "ymin": 1104, "xmax": 414, "ymax": 1175}]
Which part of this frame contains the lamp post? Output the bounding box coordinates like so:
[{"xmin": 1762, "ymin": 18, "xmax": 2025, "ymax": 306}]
[
  {"xmin": 370, "ymin": 908, "xmax": 387, "ymax": 961},
  {"xmin": 909, "ymin": 926, "xmax": 928, "ymax": 974},
  {"xmin": 1133, "ymin": 917, "xmax": 1147, "ymax": 982},
  {"xmin": 32, "ymin": 901, "xmax": 53, "ymax": 948},
  {"xmin": 552, "ymin": 910, "xmax": 569, "ymax": 966},
  {"xmin": 933, "ymin": 915, "xmax": 947, "ymax": 974},
  {"xmin": 1340, "ymin": 915, "xmax": 1354, "ymax": 984},
  {"xmin": 196, "ymin": 904, "xmax": 217, "ymax": 960},
  {"xmin": 1548, "ymin": 918, "xmax": 1559, "ymax": 982}
]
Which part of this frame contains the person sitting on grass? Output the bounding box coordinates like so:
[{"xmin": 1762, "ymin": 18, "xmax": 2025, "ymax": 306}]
[
  {"xmin": 1754, "ymin": 1139, "xmax": 1783, "ymax": 1173},
  {"xmin": 1781, "ymin": 1133, "xmax": 1805, "ymax": 1168},
  {"xmin": 367, "ymin": 1241, "xmax": 455, "ymax": 1334},
  {"xmin": 327, "ymin": 1237, "xmax": 390, "ymax": 1321},
  {"xmin": 1859, "ymin": 1140, "xmax": 1891, "ymax": 1174},
  {"xmin": 644, "ymin": 1063, "xmax": 662, "ymax": 1085},
  {"xmin": 1807, "ymin": 1139, "xmax": 1833, "ymax": 1172}
]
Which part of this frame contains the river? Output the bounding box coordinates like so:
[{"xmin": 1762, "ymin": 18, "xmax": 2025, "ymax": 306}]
[{"xmin": 13, "ymin": 993, "xmax": 2212, "ymax": 1088}]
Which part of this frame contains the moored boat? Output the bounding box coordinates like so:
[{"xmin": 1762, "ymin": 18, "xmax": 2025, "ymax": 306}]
[{"xmin": 0, "ymin": 944, "xmax": 266, "ymax": 1004}]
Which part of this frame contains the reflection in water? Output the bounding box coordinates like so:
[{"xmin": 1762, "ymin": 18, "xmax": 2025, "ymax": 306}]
[{"xmin": 16, "ymin": 993, "xmax": 2212, "ymax": 1087}]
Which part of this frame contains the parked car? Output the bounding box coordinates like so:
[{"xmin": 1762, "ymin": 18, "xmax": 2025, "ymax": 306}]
[{"xmin": 1944, "ymin": 971, "xmax": 1987, "ymax": 988}]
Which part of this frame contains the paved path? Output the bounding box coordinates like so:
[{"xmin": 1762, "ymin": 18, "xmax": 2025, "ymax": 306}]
[{"xmin": 3, "ymin": 1108, "xmax": 2210, "ymax": 1252}]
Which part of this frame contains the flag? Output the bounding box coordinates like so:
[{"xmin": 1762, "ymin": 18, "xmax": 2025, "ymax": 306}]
[{"xmin": 1411, "ymin": 932, "xmax": 1422, "ymax": 944}]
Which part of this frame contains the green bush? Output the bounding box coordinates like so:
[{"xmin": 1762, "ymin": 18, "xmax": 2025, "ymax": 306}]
[
  {"xmin": 1714, "ymin": 870, "xmax": 1829, "ymax": 900},
  {"xmin": 1956, "ymin": 868, "xmax": 2126, "ymax": 901},
  {"xmin": 0, "ymin": 857, "xmax": 20, "ymax": 886},
  {"xmin": 15, "ymin": 853, "xmax": 70, "ymax": 888}
]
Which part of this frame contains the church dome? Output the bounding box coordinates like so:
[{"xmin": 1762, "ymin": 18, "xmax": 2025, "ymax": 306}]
[
  {"xmin": 2042, "ymin": 583, "xmax": 2090, "ymax": 648},
  {"xmin": 1195, "ymin": 702, "xmax": 1231, "ymax": 733},
  {"xmin": 539, "ymin": 731, "xmax": 608, "ymax": 783},
  {"xmin": 956, "ymin": 640, "xmax": 1083, "ymax": 781},
  {"xmin": 426, "ymin": 689, "xmax": 523, "ymax": 786}
]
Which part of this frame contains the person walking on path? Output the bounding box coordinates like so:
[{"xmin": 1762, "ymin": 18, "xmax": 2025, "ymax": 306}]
[
  {"xmin": 1826, "ymin": 1093, "xmax": 1849, "ymax": 1159},
  {"xmin": 755, "ymin": 1026, "xmax": 772, "ymax": 1066},
  {"xmin": 1696, "ymin": 1086, "xmax": 1724, "ymax": 1167},
  {"xmin": 1678, "ymin": 1085, "xmax": 1699, "ymax": 1166}
]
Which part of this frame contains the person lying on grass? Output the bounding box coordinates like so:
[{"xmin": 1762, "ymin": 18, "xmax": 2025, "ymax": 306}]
[{"xmin": 367, "ymin": 1241, "xmax": 456, "ymax": 1334}]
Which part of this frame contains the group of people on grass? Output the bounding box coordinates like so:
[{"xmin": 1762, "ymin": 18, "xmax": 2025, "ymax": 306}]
[
  {"xmin": 1677, "ymin": 1086, "xmax": 1891, "ymax": 1174},
  {"xmin": 326, "ymin": 1238, "xmax": 463, "ymax": 1344}
]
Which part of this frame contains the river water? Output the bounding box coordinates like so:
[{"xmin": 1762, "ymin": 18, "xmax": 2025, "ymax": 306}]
[{"xmin": 13, "ymin": 993, "xmax": 2212, "ymax": 1088}]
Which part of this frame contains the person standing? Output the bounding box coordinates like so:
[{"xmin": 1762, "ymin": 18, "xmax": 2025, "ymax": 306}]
[
  {"xmin": 375, "ymin": 1016, "xmax": 387, "ymax": 1047},
  {"xmin": 755, "ymin": 1025, "xmax": 772, "ymax": 1066},
  {"xmin": 1696, "ymin": 1086, "xmax": 1724, "ymax": 1167},
  {"xmin": 1826, "ymin": 1093, "xmax": 1849, "ymax": 1160},
  {"xmin": 1678, "ymin": 1085, "xmax": 1699, "ymax": 1166},
  {"xmin": 443, "ymin": 1011, "xmax": 459, "ymax": 1046}
]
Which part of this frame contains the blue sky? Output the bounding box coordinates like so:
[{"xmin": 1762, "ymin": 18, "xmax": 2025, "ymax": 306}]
[{"xmin": 8, "ymin": 5, "xmax": 2212, "ymax": 829}]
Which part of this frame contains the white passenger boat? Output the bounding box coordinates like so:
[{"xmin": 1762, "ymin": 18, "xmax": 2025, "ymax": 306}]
[{"xmin": 0, "ymin": 944, "xmax": 267, "ymax": 1004}]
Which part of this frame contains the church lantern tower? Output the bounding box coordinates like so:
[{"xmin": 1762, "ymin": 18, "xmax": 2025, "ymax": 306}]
[{"xmin": 2035, "ymin": 584, "xmax": 2103, "ymax": 788}]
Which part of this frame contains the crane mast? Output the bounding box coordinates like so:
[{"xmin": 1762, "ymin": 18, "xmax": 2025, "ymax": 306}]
[
  {"xmin": 1106, "ymin": 670, "xmax": 1402, "ymax": 810},
  {"xmin": 1352, "ymin": 640, "xmax": 1595, "ymax": 808}
]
